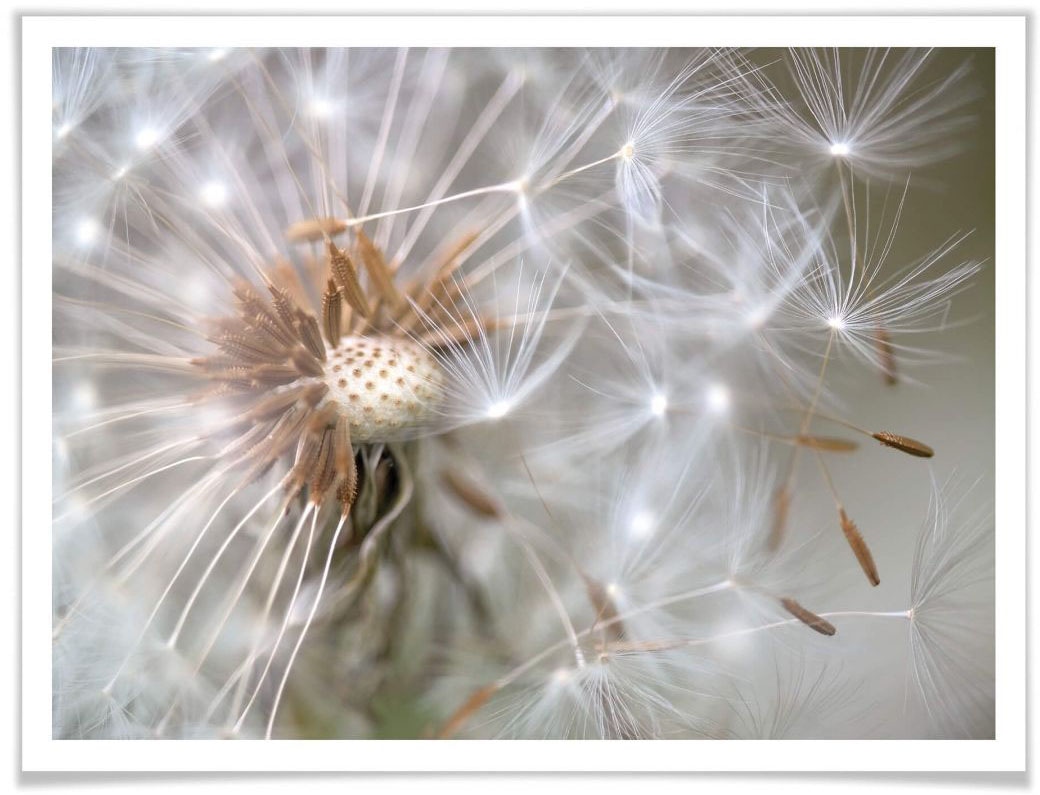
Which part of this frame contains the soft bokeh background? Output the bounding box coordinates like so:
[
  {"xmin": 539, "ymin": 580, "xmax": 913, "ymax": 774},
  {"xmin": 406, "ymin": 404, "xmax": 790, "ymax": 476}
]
[{"xmin": 747, "ymin": 47, "xmax": 995, "ymax": 737}]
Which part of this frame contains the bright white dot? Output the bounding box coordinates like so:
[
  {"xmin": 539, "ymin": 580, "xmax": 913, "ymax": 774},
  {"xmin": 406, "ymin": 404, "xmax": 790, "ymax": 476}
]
[
  {"xmin": 552, "ymin": 668, "xmax": 572, "ymax": 685},
  {"xmin": 207, "ymin": 48, "xmax": 228, "ymax": 62},
  {"xmin": 829, "ymin": 141, "xmax": 850, "ymax": 157},
  {"xmin": 827, "ymin": 315, "xmax": 846, "ymax": 330},
  {"xmin": 112, "ymin": 165, "xmax": 128, "ymax": 180},
  {"xmin": 200, "ymin": 180, "xmax": 227, "ymax": 207},
  {"xmin": 606, "ymin": 582, "xmax": 619, "ymax": 597},
  {"xmin": 135, "ymin": 127, "xmax": 160, "ymax": 150},
  {"xmin": 75, "ymin": 218, "xmax": 98, "ymax": 246},
  {"xmin": 620, "ymin": 141, "xmax": 635, "ymax": 161},
  {"xmin": 56, "ymin": 122, "xmax": 72, "ymax": 139},
  {"xmin": 486, "ymin": 400, "xmax": 511, "ymax": 419},
  {"xmin": 706, "ymin": 383, "xmax": 730, "ymax": 414},
  {"xmin": 72, "ymin": 381, "xmax": 96, "ymax": 411},
  {"xmin": 746, "ymin": 306, "xmax": 769, "ymax": 329},
  {"xmin": 309, "ymin": 97, "xmax": 334, "ymax": 118},
  {"xmin": 178, "ymin": 277, "xmax": 211, "ymax": 308},
  {"xmin": 649, "ymin": 392, "xmax": 668, "ymax": 417},
  {"xmin": 629, "ymin": 510, "xmax": 655, "ymax": 539}
]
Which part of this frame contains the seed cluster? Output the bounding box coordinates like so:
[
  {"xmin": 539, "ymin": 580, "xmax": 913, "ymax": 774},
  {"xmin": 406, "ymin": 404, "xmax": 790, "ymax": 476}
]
[{"xmin": 191, "ymin": 225, "xmax": 483, "ymax": 511}]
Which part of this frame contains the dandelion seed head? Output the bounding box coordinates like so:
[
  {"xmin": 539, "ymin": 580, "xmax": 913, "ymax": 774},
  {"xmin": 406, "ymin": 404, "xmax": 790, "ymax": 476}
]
[{"xmin": 323, "ymin": 335, "xmax": 443, "ymax": 442}]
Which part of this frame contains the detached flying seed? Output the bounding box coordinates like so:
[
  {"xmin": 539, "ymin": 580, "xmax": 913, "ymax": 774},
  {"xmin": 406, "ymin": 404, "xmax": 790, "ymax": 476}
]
[
  {"xmin": 768, "ymin": 486, "xmax": 791, "ymax": 552},
  {"xmin": 875, "ymin": 325, "xmax": 898, "ymax": 386},
  {"xmin": 872, "ymin": 431, "xmax": 934, "ymax": 458},
  {"xmin": 441, "ymin": 470, "xmax": 503, "ymax": 519},
  {"xmin": 839, "ymin": 508, "xmax": 880, "ymax": 586},
  {"xmin": 781, "ymin": 597, "xmax": 837, "ymax": 636}
]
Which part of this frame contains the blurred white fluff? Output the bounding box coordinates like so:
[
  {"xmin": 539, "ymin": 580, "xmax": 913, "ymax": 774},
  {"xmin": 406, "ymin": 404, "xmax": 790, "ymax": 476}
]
[{"xmin": 51, "ymin": 46, "xmax": 992, "ymax": 741}]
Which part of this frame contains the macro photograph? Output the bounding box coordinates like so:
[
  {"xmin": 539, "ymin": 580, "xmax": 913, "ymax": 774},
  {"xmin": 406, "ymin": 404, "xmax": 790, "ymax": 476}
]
[{"xmin": 40, "ymin": 29, "xmax": 1004, "ymax": 756}]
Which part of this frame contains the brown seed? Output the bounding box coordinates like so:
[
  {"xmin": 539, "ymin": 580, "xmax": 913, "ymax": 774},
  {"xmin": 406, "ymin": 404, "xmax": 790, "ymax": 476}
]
[
  {"xmin": 285, "ymin": 216, "xmax": 348, "ymax": 243},
  {"xmin": 243, "ymin": 385, "xmax": 307, "ymax": 423},
  {"xmin": 308, "ymin": 428, "xmax": 338, "ymax": 504},
  {"xmin": 321, "ymin": 279, "xmax": 343, "ymax": 346},
  {"xmin": 290, "ymin": 346, "xmax": 325, "ymax": 378},
  {"xmin": 584, "ymin": 576, "xmax": 625, "ymax": 641},
  {"xmin": 306, "ymin": 401, "xmax": 339, "ymax": 434},
  {"xmin": 441, "ymin": 470, "xmax": 502, "ymax": 519},
  {"xmin": 327, "ymin": 242, "xmax": 370, "ymax": 318},
  {"xmin": 780, "ymin": 597, "xmax": 836, "ymax": 636},
  {"xmin": 248, "ymin": 364, "xmax": 303, "ymax": 387},
  {"xmin": 267, "ymin": 281, "xmax": 304, "ymax": 334},
  {"xmin": 767, "ymin": 486, "xmax": 790, "ymax": 553},
  {"xmin": 839, "ymin": 508, "xmax": 880, "ymax": 586},
  {"xmin": 437, "ymin": 683, "xmax": 498, "ymax": 739},
  {"xmin": 354, "ymin": 228, "xmax": 403, "ymax": 309},
  {"xmin": 872, "ymin": 431, "xmax": 934, "ymax": 458},
  {"xmin": 875, "ymin": 325, "xmax": 898, "ymax": 386},
  {"xmin": 294, "ymin": 309, "xmax": 326, "ymax": 362},
  {"xmin": 333, "ymin": 416, "xmax": 355, "ymax": 480}
]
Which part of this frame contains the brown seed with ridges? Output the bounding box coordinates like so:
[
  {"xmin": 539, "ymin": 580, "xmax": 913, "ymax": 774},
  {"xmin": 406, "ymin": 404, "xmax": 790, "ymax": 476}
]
[
  {"xmin": 327, "ymin": 242, "xmax": 370, "ymax": 318},
  {"xmin": 321, "ymin": 279, "xmax": 343, "ymax": 346},
  {"xmin": 354, "ymin": 228, "xmax": 403, "ymax": 309},
  {"xmin": 781, "ymin": 597, "xmax": 837, "ymax": 636},
  {"xmin": 872, "ymin": 431, "xmax": 934, "ymax": 458},
  {"xmin": 839, "ymin": 508, "xmax": 880, "ymax": 586}
]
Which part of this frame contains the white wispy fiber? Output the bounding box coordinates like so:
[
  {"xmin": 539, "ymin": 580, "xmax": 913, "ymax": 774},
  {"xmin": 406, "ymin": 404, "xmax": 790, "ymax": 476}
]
[{"xmin": 51, "ymin": 47, "xmax": 992, "ymax": 741}]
